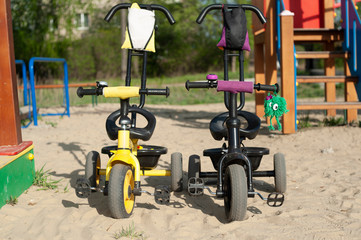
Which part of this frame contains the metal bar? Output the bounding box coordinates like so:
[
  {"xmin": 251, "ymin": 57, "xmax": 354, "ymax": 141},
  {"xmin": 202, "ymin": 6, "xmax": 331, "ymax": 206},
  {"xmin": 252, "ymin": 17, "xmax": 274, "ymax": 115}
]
[
  {"xmin": 253, "ymin": 170, "xmax": 275, "ymax": 177},
  {"xmin": 199, "ymin": 172, "xmax": 217, "ymax": 178},
  {"xmin": 15, "ymin": 60, "xmax": 28, "ymax": 105},
  {"xmin": 140, "ymin": 169, "xmax": 171, "ymax": 176},
  {"xmin": 28, "ymin": 57, "xmax": 70, "ymax": 126}
]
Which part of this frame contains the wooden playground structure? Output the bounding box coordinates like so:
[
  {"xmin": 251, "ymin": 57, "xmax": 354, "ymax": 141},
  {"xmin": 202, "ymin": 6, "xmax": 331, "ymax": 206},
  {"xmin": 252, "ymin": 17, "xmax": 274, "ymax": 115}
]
[
  {"xmin": 252, "ymin": 0, "xmax": 361, "ymax": 134},
  {"xmin": 0, "ymin": 0, "xmax": 35, "ymax": 208}
]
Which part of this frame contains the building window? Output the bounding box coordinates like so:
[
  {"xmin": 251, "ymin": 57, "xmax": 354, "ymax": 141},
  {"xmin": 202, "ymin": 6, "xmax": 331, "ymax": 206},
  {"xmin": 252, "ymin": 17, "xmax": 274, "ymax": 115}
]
[{"xmin": 76, "ymin": 13, "xmax": 89, "ymax": 30}]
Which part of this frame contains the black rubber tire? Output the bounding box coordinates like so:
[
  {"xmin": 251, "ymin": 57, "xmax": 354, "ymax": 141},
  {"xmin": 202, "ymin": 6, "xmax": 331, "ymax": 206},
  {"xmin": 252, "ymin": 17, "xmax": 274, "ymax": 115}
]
[
  {"xmin": 223, "ymin": 164, "xmax": 248, "ymax": 222},
  {"xmin": 274, "ymin": 153, "xmax": 287, "ymax": 193},
  {"xmin": 188, "ymin": 154, "xmax": 201, "ymax": 179},
  {"xmin": 171, "ymin": 152, "xmax": 183, "ymax": 192},
  {"xmin": 108, "ymin": 164, "xmax": 135, "ymax": 219},
  {"xmin": 85, "ymin": 151, "xmax": 100, "ymax": 191}
]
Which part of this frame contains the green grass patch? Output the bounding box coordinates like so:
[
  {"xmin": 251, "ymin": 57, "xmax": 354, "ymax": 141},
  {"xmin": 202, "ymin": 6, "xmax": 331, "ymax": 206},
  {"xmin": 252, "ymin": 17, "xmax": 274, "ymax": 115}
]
[
  {"xmin": 19, "ymin": 73, "xmax": 349, "ymax": 108},
  {"xmin": 297, "ymin": 82, "xmax": 345, "ymax": 99}
]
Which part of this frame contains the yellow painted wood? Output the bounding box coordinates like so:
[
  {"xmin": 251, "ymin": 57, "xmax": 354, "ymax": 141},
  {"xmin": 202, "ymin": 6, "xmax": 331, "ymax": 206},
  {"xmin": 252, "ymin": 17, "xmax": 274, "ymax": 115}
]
[{"xmin": 0, "ymin": 145, "xmax": 34, "ymax": 169}]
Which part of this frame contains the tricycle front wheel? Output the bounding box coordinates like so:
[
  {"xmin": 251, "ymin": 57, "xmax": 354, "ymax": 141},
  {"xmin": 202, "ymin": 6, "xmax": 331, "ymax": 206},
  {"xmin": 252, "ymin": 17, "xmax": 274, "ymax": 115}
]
[
  {"xmin": 108, "ymin": 164, "xmax": 135, "ymax": 219},
  {"xmin": 223, "ymin": 164, "xmax": 248, "ymax": 222}
]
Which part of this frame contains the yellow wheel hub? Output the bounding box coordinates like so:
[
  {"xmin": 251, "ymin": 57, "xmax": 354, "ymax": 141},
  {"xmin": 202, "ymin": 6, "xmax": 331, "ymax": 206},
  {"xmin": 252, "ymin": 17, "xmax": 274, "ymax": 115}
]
[{"xmin": 123, "ymin": 169, "xmax": 135, "ymax": 214}]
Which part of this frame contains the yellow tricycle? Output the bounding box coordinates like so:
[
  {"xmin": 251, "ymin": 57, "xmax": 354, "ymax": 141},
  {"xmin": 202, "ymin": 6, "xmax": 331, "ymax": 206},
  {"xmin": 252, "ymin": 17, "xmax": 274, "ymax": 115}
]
[
  {"xmin": 74, "ymin": 3, "xmax": 182, "ymax": 218},
  {"xmin": 75, "ymin": 82, "xmax": 183, "ymax": 218}
]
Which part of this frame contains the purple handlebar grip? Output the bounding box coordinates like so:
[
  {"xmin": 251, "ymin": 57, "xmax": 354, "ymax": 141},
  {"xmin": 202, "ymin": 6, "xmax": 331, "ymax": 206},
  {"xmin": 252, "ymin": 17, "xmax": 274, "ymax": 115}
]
[
  {"xmin": 206, "ymin": 74, "xmax": 218, "ymax": 80},
  {"xmin": 217, "ymin": 81, "xmax": 254, "ymax": 94}
]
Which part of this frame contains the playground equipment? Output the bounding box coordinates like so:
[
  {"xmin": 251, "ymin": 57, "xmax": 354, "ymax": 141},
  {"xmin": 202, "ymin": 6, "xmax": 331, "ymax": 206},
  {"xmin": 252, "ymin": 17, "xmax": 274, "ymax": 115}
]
[
  {"xmin": 253, "ymin": 0, "xmax": 361, "ymax": 133},
  {"xmin": 0, "ymin": 141, "xmax": 35, "ymax": 208},
  {"xmin": 15, "ymin": 60, "xmax": 29, "ymax": 105},
  {"xmin": 185, "ymin": 4, "xmax": 286, "ymax": 222},
  {"xmin": 28, "ymin": 57, "xmax": 70, "ymax": 126},
  {"xmin": 74, "ymin": 3, "xmax": 183, "ymax": 219},
  {"xmin": 0, "ymin": 0, "xmax": 35, "ymax": 208}
]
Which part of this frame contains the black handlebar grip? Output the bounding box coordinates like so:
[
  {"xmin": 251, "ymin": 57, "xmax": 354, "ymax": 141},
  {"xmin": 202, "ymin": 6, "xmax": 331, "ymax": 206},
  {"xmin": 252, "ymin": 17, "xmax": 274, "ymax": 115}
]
[
  {"xmin": 196, "ymin": 4, "xmax": 266, "ymax": 25},
  {"xmin": 254, "ymin": 83, "xmax": 279, "ymax": 93},
  {"xmin": 77, "ymin": 87, "xmax": 101, "ymax": 98},
  {"xmin": 104, "ymin": 3, "xmax": 175, "ymax": 25},
  {"xmin": 139, "ymin": 87, "xmax": 170, "ymax": 97},
  {"xmin": 185, "ymin": 80, "xmax": 212, "ymax": 91}
]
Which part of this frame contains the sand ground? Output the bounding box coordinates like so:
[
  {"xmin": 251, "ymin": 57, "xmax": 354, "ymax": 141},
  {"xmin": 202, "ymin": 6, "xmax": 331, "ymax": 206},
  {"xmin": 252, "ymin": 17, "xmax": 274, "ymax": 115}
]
[{"xmin": 1, "ymin": 102, "xmax": 361, "ymax": 240}]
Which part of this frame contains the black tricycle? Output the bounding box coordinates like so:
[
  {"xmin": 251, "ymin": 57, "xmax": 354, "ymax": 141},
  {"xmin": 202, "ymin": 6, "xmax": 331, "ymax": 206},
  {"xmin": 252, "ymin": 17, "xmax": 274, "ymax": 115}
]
[{"xmin": 185, "ymin": 3, "xmax": 286, "ymax": 222}]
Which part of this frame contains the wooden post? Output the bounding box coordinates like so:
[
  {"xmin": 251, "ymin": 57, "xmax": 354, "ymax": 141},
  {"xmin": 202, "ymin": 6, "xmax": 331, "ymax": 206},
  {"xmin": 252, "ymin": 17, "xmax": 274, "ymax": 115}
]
[
  {"xmin": 264, "ymin": 0, "xmax": 277, "ymax": 87},
  {"xmin": 254, "ymin": 43, "xmax": 266, "ymax": 118},
  {"xmin": 280, "ymin": 10, "xmax": 296, "ymax": 134},
  {"xmin": 324, "ymin": 0, "xmax": 336, "ymax": 116},
  {"xmin": 323, "ymin": 0, "xmax": 334, "ymax": 29},
  {"xmin": 252, "ymin": 0, "xmax": 266, "ymax": 118},
  {"xmin": 0, "ymin": 0, "xmax": 22, "ymax": 146},
  {"xmin": 324, "ymin": 42, "xmax": 336, "ymax": 116},
  {"xmin": 264, "ymin": 0, "xmax": 277, "ymax": 126},
  {"xmin": 344, "ymin": 60, "xmax": 358, "ymax": 122}
]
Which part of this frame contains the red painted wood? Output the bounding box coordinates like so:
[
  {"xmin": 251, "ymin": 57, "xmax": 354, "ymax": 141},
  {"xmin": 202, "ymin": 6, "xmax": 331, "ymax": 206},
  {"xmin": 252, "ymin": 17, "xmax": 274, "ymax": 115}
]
[
  {"xmin": 0, "ymin": 0, "xmax": 22, "ymax": 146},
  {"xmin": 282, "ymin": 0, "xmax": 324, "ymax": 28},
  {"xmin": 0, "ymin": 141, "xmax": 33, "ymax": 156}
]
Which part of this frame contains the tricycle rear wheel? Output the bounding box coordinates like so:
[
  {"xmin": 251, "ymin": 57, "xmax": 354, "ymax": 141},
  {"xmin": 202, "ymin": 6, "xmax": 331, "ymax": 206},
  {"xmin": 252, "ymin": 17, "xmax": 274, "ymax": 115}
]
[
  {"xmin": 188, "ymin": 154, "xmax": 201, "ymax": 179},
  {"xmin": 85, "ymin": 151, "xmax": 100, "ymax": 191},
  {"xmin": 171, "ymin": 152, "xmax": 183, "ymax": 192},
  {"xmin": 274, "ymin": 153, "xmax": 287, "ymax": 193}
]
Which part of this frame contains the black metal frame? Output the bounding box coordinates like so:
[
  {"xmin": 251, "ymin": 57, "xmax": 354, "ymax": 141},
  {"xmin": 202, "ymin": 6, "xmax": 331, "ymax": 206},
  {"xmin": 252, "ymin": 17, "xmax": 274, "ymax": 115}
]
[{"xmin": 192, "ymin": 4, "xmax": 276, "ymax": 199}]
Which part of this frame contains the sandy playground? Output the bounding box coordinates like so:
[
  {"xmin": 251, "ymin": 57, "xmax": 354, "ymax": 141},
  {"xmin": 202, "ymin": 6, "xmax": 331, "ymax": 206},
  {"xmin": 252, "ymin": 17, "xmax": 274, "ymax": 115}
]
[{"xmin": 1, "ymin": 102, "xmax": 361, "ymax": 240}]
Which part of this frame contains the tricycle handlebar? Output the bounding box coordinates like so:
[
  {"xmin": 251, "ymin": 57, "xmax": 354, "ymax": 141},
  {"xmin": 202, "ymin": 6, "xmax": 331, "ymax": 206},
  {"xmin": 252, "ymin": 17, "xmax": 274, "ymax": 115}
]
[
  {"xmin": 104, "ymin": 3, "xmax": 176, "ymax": 25},
  {"xmin": 196, "ymin": 4, "xmax": 266, "ymax": 25},
  {"xmin": 139, "ymin": 87, "xmax": 170, "ymax": 97},
  {"xmin": 77, "ymin": 86, "xmax": 170, "ymax": 99},
  {"xmin": 185, "ymin": 80, "xmax": 279, "ymax": 94},
  {"xmin": 77, "ymin": 87, "xmax": 102, "ymax": 98}
]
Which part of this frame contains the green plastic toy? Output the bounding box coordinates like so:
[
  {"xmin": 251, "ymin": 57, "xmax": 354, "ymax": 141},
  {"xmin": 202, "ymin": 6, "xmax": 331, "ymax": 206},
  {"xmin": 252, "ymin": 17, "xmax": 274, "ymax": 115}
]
[{"xmin": 264, "ymin": 92, "xmax": 289, "ymax": 131}]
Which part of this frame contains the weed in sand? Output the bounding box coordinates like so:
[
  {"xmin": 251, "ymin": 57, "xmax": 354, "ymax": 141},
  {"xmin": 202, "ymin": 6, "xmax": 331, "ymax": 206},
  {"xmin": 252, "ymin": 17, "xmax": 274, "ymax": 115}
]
[
  {"xmin": 323, "ymin": 117, "xmax": 345, "ymax": 126},
  {"xmin": 113, "ymin": 222, "xmax": 145, "ymax": 240},
  {"xmin": 298, "ymin": 115, "xmax": 312, "ymax": 129},
  {"xmin": 6, "ymin": 196, "xmax": 18, "ymax": 206},
  {"xmin": 45, "ymin": 121, "xmax": 58, "ymax": 127},
  {"xmin": 33, "ymin": 165, "xmax": 61, "ymax": 190}
]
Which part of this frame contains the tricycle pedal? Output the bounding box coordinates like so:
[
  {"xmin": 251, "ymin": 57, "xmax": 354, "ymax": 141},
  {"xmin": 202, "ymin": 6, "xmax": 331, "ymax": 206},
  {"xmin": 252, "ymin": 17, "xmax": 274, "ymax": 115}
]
[
  {"xmin": 154, "ymin": 185, "xmax": 170, "ymax": 205},
  {"xmin": 75, "ymin": 178, "xmax": 92, "ymax": 198},
  {"xmin": 267, "ymin": 192, "xmax": 285, "ymax": 207},
  {"xmin": 188, "ymin": 177, "xmax": 204, "ymax": 196}
]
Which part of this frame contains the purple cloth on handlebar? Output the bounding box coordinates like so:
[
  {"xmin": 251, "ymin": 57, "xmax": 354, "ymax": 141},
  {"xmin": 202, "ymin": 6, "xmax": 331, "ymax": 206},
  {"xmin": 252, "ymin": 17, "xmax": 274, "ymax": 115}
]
[{"xmin": 217, "ymin": 81, "xmax": 253, "ymax": 94}]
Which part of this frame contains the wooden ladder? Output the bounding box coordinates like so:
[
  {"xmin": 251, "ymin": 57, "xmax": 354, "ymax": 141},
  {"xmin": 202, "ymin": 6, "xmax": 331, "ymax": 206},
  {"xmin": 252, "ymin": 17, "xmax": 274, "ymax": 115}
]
[{"xmin": 293, "ymin": 28, "xmax": 361, "ymax": 122}]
